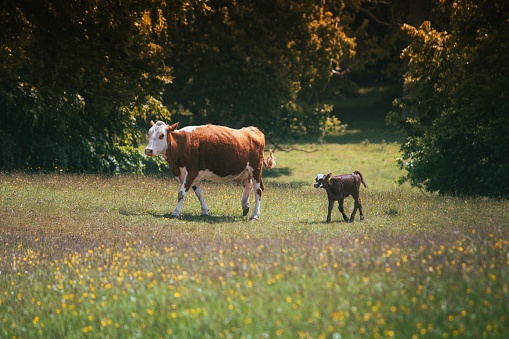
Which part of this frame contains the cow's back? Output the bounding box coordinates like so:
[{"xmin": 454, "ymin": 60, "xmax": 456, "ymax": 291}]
[{"xmin": 168, "ymin": 125, "xmax": 265, "ymax": 177}]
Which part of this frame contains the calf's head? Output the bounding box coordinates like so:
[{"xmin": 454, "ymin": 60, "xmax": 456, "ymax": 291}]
[
  {"xmin": 314, "ymin": 173, "xmax": 332, "ymax": 188},
  {"xmin": 314, "ymin": 173, "xmax": 324, "ymax": 188},
  {"xmin": 144, "ymin": 120, "xmax": 179, "ymax": 156}
]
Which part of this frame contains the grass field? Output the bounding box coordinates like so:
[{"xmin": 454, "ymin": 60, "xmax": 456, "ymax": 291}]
[{"xmin": 1, "ymin": 89, "xmax": 509, "ymax": 338}]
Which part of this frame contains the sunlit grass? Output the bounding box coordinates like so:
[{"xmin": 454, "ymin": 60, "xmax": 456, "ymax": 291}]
[
  {"xmin": 0, "ymin": 96, "xmax": 507, "ymax": 337},
  {"xmin": 1, "ymin": 169, "xmax": 509, "ymax": 338}
]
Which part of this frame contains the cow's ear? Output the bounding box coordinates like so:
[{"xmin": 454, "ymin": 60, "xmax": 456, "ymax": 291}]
[
  {"xmin": 150, "ymin": 120, "xmax": 155, "ymax": 127},
  {"xmin": 167, "ymin": 122, "xmax": 179, "ymax": 132},
  {"xmin": 325, "ymin": 173, "xmax": 332, "ymax": 182}
]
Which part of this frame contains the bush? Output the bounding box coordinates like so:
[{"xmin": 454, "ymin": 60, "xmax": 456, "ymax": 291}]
[{"xmin": 393, "ymin": 1, "xmax": 509, "ymax": 198}]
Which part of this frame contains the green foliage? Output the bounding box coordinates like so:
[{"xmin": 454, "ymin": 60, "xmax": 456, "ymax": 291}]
[
  {"xmin": 393, "ymin": 0, "xmax": 509, "ymax": 198},
  {"xmin": 0, "ymin": 1, "xmax": 181, "ymax": 173},
  {"xmin": 1, "ymin": 0, "xmax": 356, "ymax": 172},
  {"xmin": 343, "ymin": 0, "xmax": 436, "ymax": 83},
  {"xmin": 165, "ymin": 0, "xmax": 355, "ymax": 141},
  {"xmin": 6, "ymin": 0, "xmax": 505, "ymax": 180}
]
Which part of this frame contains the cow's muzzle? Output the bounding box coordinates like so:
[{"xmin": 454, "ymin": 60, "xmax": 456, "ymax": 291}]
[{"xmin": 144, "ymin": 148, "xmax": 154, "ymax": 156}]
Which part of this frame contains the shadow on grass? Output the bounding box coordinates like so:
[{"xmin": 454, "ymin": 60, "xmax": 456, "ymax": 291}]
[
  {"xmin": 263, "ymin": 167, "xmax": 291, "ymax": 178},
  {"xmin": 301, "ymin": 220, "xmax": 354, "ymax": 225},
  {"xmin": 119, "ymin": 209, "xmax": 241, "ymax": 223},
  {"xmin": 269, "ymin": 180, "xmax": 310, "ymax": 189},
  {"xmin": 162, "ymin": 213, "xmax": 241, "ymax": 223}
]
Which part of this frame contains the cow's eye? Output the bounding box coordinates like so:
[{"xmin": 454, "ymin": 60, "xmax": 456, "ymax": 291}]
[{"xmin": 159, "ymin": 134, "xmax": 164, "ymax": 140}]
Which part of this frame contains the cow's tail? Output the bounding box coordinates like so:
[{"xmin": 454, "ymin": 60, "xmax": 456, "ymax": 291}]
[
  {"xmin": 354, "ymin": 170, "xmax": 367, "ymax": 188},
  {"xmin": 264, "ymin": 149, "xmax": 276, "ymax": 169}
]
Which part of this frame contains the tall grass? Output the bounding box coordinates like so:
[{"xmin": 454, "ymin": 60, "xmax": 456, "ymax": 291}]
[
  {"xmin": 2, "ymin": 171, "xmax": 508, "ymax": 338},
  {"xmin": 1, "ymin": 88, "xmax": 508, "ymax": 338}
]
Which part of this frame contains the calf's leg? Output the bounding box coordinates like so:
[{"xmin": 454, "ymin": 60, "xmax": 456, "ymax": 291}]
[
  {"xmin": 350, "ymin": 195, "xmax": 364, "ymax": 222},
  {"xmin": 326, "ymin": 198, "xmax": 335, "ymax": 222},
  {"xmin": 358, "ymin": 196, "xmax": 364, "ymax": 220},
  {"xmin": 338, "ymin": 198, "xmax": 349, "ymax": 222}
]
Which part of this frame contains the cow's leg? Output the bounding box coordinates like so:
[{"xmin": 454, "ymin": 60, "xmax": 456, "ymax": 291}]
[
  {"xmin": 171, "ymin": 170, "xmax": 197, "ymax": 218},
  {"xmin": 171, "ymin": 182, "xmax": 188, "ymax": 218},
  {"xmin": 338, "ymin": 198, "xmax": 349, "ymax": 222},
  {"xmin": 241, "ymin": 178, "xmax": 253, "ymax": 216},
  {"xmin": 327, "ymin": 198, "xmax": 334, "ymax": 222},
  {"xmin": 192, "ymin": 183, "xmax": 209, "ymax": 216},
  {"xmin": 250, "ymin": 179, "xmax": 263, "ymax": 220}
]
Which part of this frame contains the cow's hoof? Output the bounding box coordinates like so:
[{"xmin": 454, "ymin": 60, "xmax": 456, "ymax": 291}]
[
  {"xmin": 243, "ymin": 208, "xmax": 249, "ymax": 216},
  {"xmin": 249, "ymin": 215, "xmax": 259, "ymax": 220},
  {"xmin": 170, "ymin": 213, "xmax": 180, "ymax": 219},
  {"xmin": 360, "ymin": 215, "xmax": 365, "ymax": 221}
]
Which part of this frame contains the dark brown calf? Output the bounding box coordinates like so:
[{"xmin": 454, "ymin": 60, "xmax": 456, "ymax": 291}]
[{"xmin": 314, "ymin": 171, "xmax": 367, "ymax": 222}]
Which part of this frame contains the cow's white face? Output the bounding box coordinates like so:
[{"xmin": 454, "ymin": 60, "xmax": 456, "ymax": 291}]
[
  {"xmin": 145, "ymin": 121, "xmax": 178, "ymax": 157},
  {"xmin": 314, "ymin": 173, "xmax": 324, "ymax": 188}
]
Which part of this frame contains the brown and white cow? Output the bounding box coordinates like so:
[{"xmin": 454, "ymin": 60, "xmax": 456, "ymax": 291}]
[{"xmin": 144, "ymin": 121, "xmax": 276, "ymax": 220}]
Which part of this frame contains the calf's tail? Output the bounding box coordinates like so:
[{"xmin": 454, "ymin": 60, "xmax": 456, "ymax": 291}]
[
  {"xmin": 354, "ymin": 170, "xmax": 367, "ymax": 188},
  {"xmin": 264, "ymin": 149, "xmax": 276, "ymax": 169}
]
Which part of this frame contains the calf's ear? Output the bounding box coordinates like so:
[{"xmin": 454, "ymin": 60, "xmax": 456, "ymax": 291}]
[
  {"xmin": 167, "ymin": 122, "xmax": 179, "ymax": 132},
  {"xmin": 325, "ymin": 173, "xmax": 332, "ymax": 182}
]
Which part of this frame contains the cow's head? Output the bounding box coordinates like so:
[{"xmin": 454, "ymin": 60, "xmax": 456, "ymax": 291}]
[{"xmin": 144, "ymin": 120, "xmax": 179, "ymax": 157}]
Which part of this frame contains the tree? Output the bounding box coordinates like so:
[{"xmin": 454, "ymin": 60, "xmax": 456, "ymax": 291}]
[
  {"xmin": 391, "ymin": 0, "xmax": 509, "ymax": 198},
  {"xmin": 0, "ymin": 0, "xmax": 181, "ymax": 172},
  {"xmin": 343, "ymin": 0, "xmax": 440, "ymax": 84},
  {"xmin": 164, "ymin": 0, "xmax": 355, "ymax": 141}
]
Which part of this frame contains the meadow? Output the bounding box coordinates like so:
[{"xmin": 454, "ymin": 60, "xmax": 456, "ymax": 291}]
[{"xmin": 1, "ymin": 92, "xmax": 509, "ymax": 338}]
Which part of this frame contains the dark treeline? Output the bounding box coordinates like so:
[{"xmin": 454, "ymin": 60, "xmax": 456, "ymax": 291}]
[
  {"xmin": 1, "ymin": 1, "xmax": 507, "ymax": 197},
  {"xmin": 392, "ymin": 0, "xmax": 509, "ymax": 198}
]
